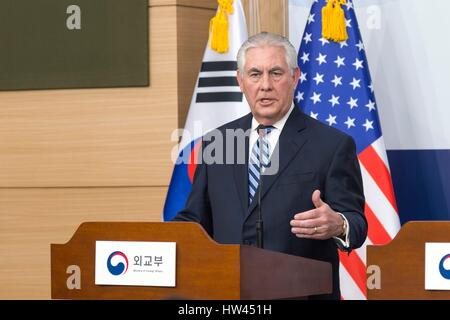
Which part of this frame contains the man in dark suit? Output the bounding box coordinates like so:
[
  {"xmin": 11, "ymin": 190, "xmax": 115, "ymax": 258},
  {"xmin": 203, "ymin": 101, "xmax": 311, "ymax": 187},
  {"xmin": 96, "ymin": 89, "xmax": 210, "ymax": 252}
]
[{"xmin": 173, "ymin": 32, "xmax": 367, "ymax": 299}]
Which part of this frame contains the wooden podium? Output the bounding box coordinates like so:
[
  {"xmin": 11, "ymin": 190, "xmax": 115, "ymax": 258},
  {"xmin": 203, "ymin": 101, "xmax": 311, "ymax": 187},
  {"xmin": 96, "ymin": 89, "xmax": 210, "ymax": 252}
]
[
  {"xmin": 51, "ymin": 222, "xmax": 332, "ymax": 300},
  {"xmin": 367, "ymin": 221, "xmax": 450, "ymax": 300}
]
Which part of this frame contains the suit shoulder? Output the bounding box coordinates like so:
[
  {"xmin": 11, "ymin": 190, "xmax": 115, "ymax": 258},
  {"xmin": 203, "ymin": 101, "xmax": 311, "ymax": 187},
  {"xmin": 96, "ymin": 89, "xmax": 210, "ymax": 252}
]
[
  {"xmin": 201, "ymin": 113, "xmax": 252, "ymax": 142},
  {"xmin": 215, "ymin": 112, "xmax": 252, "ymax": 131}
]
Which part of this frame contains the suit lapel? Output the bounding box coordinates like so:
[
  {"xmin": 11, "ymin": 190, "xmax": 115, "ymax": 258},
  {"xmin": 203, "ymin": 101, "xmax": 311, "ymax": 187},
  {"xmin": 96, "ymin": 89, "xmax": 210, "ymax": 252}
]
[
  {"xmin": 247, "ymin": 106, "xmax": 309, "ymax": 216},
  {"xmin": 233, "ymin": 114, "xmax": 252, "ymax": 215}
]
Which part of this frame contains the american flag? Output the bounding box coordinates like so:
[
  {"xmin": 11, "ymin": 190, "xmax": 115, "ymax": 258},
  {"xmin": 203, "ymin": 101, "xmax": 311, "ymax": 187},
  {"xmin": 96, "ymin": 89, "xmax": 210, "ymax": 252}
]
[{"xmin": 295, "ymin": 0, "xmax": 401, "ymax": 299}]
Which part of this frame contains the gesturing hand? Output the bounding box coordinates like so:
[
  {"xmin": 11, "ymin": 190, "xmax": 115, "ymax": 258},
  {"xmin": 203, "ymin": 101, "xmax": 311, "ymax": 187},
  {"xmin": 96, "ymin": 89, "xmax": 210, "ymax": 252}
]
[{"xmin": 290, "ymin": 190, "xmax": 345, "ymax": 240}]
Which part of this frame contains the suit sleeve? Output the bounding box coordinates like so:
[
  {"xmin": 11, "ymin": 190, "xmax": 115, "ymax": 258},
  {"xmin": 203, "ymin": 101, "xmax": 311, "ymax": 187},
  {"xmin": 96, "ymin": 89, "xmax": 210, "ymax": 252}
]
[
  {"xmin": 171, "ymin": 156, "xmax": 213, "ymax": 237},
  {"xmin": 324, "ymin": 134, "xmax": 368, "ymax": 250}
]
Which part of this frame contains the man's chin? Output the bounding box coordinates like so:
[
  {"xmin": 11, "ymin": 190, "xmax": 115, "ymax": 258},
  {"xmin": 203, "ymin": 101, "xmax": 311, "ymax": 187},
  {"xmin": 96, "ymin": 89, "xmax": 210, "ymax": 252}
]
[{"xmin": 254, "ymin": 112, "xmax": 280, "ymax": 124}]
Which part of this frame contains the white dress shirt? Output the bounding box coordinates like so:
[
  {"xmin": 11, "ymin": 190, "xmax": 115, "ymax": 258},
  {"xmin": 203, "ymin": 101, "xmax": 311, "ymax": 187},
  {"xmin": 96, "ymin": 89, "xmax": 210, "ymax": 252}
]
[{"xmin": 248, "ymin": 103, "xmax": 294, "ymax": 164}]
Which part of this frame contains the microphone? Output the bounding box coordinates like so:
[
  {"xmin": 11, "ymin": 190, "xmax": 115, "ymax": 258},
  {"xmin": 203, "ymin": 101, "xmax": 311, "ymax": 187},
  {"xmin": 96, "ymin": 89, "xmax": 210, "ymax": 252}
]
[{"xmin": 255, "ymin": 124, "xmax": 271, "ymax": 249}]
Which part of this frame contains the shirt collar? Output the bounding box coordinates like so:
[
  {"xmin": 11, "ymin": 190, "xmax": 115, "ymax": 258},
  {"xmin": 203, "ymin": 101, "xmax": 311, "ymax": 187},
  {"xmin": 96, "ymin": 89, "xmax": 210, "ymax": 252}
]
[{"xmin": 251, "ymin": 103, "xmax": 295, "ymax": 132}]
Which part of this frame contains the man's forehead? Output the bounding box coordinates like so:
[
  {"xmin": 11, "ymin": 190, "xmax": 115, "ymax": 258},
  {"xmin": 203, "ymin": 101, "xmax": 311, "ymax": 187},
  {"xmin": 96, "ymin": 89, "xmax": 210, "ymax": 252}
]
[
  {"xmin": 245, "ymin": 45, "xmax": 285, "ymax": 56},
  {"xmin": 244, "ymin": 47, "xmax": 287, "ymax": 70}
]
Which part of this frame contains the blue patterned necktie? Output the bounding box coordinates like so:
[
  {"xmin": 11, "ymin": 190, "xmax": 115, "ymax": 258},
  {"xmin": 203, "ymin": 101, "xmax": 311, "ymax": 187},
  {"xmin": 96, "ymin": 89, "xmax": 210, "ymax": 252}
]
[{"xmin": 248, "ymin": 125, "xmax": 273, "ymax": 205}]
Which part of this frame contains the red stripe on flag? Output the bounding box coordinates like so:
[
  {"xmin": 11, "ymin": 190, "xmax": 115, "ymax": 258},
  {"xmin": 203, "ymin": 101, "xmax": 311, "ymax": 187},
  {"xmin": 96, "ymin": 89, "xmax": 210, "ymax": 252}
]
[
  {"xmin": 339, "ymin": 251, "xmax": 367, "ymax": 297},
  {"xmin": 188, "ymin": 141, "xmax": 202, "ymax": 183},
  {"xmin": 365, "ymin": 203, "xmax": 392, "ymax": 245},
  {"xmin": 359, "ymin": 146, "xmax": 399, "ymax": 213}
]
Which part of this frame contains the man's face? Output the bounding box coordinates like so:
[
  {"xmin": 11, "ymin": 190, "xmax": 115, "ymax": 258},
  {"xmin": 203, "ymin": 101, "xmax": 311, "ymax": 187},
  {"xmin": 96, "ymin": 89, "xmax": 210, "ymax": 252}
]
[{"xmin": 237, "ymin": 46, "xmax": 300, "ymax": 125}]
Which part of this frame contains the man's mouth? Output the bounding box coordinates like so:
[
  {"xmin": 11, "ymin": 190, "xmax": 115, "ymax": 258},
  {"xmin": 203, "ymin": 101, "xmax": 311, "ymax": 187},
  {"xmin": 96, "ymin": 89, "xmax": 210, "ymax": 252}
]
[{"xmin": 259, "ymin": 98, "xmax": 275, "ymax": 105}]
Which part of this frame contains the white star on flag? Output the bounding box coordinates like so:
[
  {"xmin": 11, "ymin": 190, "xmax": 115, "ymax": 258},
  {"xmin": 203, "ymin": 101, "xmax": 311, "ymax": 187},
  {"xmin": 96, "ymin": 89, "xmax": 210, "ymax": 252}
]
[
  {"xmin": 362, "ymin": 119, "xmax": 374, "ymax": 131},
  {"xmin": 310, "ymin": 111, "xmax": 319, "ymax": 119},
  {"xmin": 329, "ymin": 95, "xmax": 340, "ymax": 107},
  {"xmin": 353, "ymin": 58, "xmax": 364, "ymax": 70},
  {"xmin": 345, "ymin": 2, "xmax": 354, "ymax": 10},
  {"xmin": 316, "ymin": 53, "xmax": 327, "ymax": 65},
  {"xmin": 326, "ymin": 114, "xmax": 337, "ymax": 126},
  {"xmin": 350, "ymin": 78, "xmax": 361, "ymax": 90},
  {"xmin": 300, "ymin": 52, "xmax": 310, "ymax": 64},
  {"xmin": 344, "ymin": 117, "xmax": 356, "ymax": 129},
  {"xmin": 334, "ymin": 56, "xmax": 346, "ymax": 68},
  {"xmin": 331, "ymin": 75, "xmax": 343, "ymax": 87},
  {"xmin": 303, "ymin": 32, "xmax": 313, "ymax": 44},
  {"xmin": 340, "ymin": 41, "xmax": 348, "ymax": 49},
  {"xmin": 299, "ymin": 72, "xmax": 308, "ymax": 83},
  {"xmin": 313, "ymin": 73, "xmax": 325, "ymax": 85},
  {"xmin": 356, "ymin": 40, "xmax": 364, "ymax": 51},
  {"xmin": 347, "ymin": 97, "xmax": 358, "ymax": 109},
  {"xmin": 310, "ymin": 92, "xmax": 321, "ymax": 104},
  {"xmin": 319, "ymin": 37, "xmax": 330, "ymax": 46},
  {"xmin": 365, "ymin": 100, "xmax": 376, "ymax": 111}
]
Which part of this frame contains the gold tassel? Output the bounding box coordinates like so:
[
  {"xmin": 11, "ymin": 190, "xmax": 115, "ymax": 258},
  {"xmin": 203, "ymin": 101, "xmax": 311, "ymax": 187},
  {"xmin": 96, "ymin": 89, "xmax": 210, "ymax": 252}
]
[
  {"xmin": 322, "ymin": 0, "xmax": 348, "ymax": 43},
  {"xmin": 322, "ymin": 0, "xmax": 334, "ymax": 40},
  {"xmin": 210, "ymin": 0, "xmax": 234, "ymax": 53}
]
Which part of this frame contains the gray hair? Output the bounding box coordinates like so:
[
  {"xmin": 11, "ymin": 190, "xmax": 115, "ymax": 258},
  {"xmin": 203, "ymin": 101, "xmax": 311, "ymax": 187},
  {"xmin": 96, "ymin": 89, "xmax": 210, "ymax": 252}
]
[{"xmin": 237, "ymin": 32, "xmax": 299, "ymax": 73}]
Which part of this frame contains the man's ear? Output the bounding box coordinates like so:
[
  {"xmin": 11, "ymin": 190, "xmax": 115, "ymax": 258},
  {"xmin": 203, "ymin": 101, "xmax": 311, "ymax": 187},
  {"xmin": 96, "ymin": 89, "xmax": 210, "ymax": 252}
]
[{"xmin": 292, "ymin": 67, "xmax": 301, "ymax": 87}]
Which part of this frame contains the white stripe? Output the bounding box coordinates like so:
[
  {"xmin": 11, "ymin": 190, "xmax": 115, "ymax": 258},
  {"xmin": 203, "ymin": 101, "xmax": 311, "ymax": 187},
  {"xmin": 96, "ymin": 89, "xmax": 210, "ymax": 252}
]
[
  {"xmin": 249, "ymin": 167, "xmax": 260, "ymax": 181},
  {"xmin": 353, "ymin": 238, "xmax": 372, "ymax": 266},
  {"xmin": 196, "ymin": 86, "xmax": 242, "ymax": 93},
  {"xmin": 199, "ymin": 71, "xmax": 237, "ymax": 78},
  {"xmin": 371, "ymin": 137, "xmax": 391, "ymax": 172},
  {"xmin": 250, "ymin": 153, "xmax": 260, "ymax": 166},
  {"xmin": 261, "ymin": 154, "xmax": 269, "ymax": 165},
  {"xmin": 340, "ymin": 240, "xmax": 378, "ymax": 300},
  {"xmin": 341, "ymin": 140, "xmax": 397, "ymax": 301},
  {"xmin": 359, "ymin": 163, "xmax": 402, "ymax": 239},
  {"xmin": 248, "ymin": 172, "xmax": 258, "ymax": 188},
  {"xmin": 339, "ymin": 263, "xmax": 366, "ymax": 300}
]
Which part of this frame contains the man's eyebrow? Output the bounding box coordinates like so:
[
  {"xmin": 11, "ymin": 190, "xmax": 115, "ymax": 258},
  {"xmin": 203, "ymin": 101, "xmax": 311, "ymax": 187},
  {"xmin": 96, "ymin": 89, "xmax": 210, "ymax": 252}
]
[
  {"xmin": 246, "ymin": 66, "xmax": 285, "ymax": 73},
  {"xmin": 269, "ymin": 66, "xmax": 284, "ymax": 72},
  {"xmin": 247, "ymin": 67, "xmax": 261, "ymax": 73}
]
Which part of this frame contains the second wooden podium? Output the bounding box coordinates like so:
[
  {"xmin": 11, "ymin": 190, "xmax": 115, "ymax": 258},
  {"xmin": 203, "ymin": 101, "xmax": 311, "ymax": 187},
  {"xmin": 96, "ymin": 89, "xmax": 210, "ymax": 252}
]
[{"xmin": 51, "ymin": 222, "xmax": 332, "ymax": 300}]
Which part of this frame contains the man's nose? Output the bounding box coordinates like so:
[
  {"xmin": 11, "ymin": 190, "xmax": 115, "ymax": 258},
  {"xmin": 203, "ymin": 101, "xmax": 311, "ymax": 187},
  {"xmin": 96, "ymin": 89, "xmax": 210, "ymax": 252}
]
[{"xmin": 260, "ymin": 73, "xmax": 273, "ymax": 91}]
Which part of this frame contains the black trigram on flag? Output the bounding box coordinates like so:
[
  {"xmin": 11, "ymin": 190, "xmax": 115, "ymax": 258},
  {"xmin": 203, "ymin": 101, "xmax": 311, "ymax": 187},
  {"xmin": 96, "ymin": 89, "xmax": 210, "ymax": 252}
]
[{"xmin": 196, "ymin": 61, "xmax": 243, "ymax": 103}]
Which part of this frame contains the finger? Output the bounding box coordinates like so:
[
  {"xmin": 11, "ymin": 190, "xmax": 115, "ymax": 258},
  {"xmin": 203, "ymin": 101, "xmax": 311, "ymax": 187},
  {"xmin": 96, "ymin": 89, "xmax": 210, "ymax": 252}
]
[
  {"xmin": 312, "ymin": 189, "xmax": 324, "ymax": 208},
  {"xmin": 290, "ymin": 218, "xmax": 322, "ymax": 228},
  {"xmin": 293, "ymin": 209, "xmax": 320, "ymax": 220},
  {"xmin": 291, "ymin": 226, "xmax": 327, "ymax": 238},
  {"xmin": 294, "ymin": 232, "xmax": 327, "ymax": 240},
  {"xmin": 291, "ymin": 227, "xmax": 317, "ymax": 236}
]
